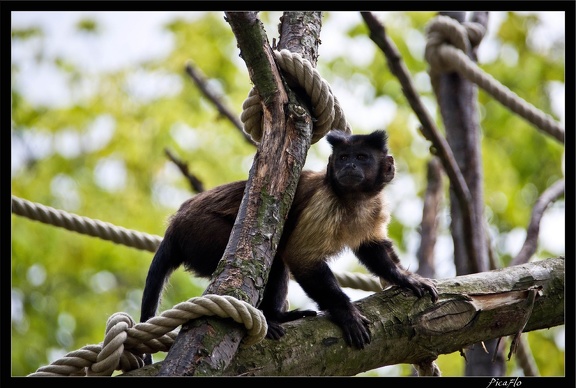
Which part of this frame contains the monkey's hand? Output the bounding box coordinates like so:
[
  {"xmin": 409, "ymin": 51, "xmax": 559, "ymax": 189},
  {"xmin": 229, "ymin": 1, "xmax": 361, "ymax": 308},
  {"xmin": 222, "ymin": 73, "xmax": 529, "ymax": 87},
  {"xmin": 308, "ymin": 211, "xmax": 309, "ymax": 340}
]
[
  {"xmin": 266, "ymin": 321, "xmax": 286, "ymax": 340},
  {"xmin": 329, "ymin": 304, "xmax": 371, "ymax": 349},
  {"xmin": 265, "ymin": 309, "xmax": 317, "ymax": 340},
  {"xmin": 395, "ymin": 273, "xmax": 439, "ymax": 302}
]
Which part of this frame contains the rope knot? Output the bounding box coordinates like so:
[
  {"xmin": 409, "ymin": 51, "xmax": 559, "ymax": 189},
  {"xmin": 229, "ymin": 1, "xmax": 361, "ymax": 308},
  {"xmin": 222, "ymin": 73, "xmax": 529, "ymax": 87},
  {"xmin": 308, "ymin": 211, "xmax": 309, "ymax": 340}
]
[
  {"xmin": 87, "ymin": 312, "xmax": 144, "ymax": 376},
  {"xmin": 241, "ymin": 49, "xmax": 351, "ymax": 144},
  {"xmin": 424, "ymin": 15, "xmax": 485, "ymax": 73}
]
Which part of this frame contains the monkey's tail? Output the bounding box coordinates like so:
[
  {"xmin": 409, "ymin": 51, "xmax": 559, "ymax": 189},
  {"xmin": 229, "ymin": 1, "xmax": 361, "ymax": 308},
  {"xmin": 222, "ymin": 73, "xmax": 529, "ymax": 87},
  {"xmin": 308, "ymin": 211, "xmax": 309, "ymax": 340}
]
[
  {"xmin": 139, "ymin": 237, "xmax": 179, "ymax": 324},
  {"xmin": 140, "ymin": 237, "xmax": 181, "ymax": 366}
]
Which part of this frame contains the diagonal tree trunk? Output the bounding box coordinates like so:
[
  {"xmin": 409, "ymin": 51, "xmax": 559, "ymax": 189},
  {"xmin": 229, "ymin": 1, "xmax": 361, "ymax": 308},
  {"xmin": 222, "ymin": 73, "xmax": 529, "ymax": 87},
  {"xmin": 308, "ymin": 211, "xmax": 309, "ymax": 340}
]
[{"xmin": 157, "ymin": 11, "xmax": 322, "ymax": 376}]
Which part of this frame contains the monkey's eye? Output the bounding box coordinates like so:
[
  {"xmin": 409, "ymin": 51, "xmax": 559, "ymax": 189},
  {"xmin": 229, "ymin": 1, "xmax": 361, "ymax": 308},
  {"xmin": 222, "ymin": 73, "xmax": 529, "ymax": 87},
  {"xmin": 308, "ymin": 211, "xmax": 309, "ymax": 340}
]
[
  {"xmin": 339, "ymin": 155, "xmax": 349, "ymax": 161},
  {"xmin": 356, "ymin": 154, "xmax": 368, "ymax": 161}
]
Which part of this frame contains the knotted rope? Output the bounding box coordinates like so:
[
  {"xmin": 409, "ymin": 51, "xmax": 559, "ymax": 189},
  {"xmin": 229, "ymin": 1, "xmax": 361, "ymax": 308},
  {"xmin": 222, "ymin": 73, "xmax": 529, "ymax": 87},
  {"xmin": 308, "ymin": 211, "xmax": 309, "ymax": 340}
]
[
  {"xmin": 241, "ymin": 49, "xmax": 352, "ymax": 144},
  {"xmin": 28, "ymin": 295, "xmax": 267, "ymax": 376},
  {"xmin": 425, "ymin": 15, "xmax": 564, "ymax": 143}
]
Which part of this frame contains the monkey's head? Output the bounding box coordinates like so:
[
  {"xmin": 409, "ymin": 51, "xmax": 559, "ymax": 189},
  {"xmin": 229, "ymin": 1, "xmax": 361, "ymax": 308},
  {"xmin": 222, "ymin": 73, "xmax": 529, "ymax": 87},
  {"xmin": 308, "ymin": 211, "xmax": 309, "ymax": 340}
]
[{"xmin": 325, "ymin": 130, "xmax": 395, "ymax": 198}]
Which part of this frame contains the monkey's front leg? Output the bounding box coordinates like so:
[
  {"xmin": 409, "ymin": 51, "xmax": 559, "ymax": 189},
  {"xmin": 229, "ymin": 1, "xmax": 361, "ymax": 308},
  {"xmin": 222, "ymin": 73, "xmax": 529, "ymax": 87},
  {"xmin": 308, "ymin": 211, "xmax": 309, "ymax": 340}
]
[
  {"xmin": 291, "ymin": 261, "xmax": 372, "ymax": 349},
  {"xmin": 355, "ymin": 240, "xmax": 439, "ymax": 302},
  {"xmin": 260, "ymin": 258, "xmax": 317, "ymax": 340}
]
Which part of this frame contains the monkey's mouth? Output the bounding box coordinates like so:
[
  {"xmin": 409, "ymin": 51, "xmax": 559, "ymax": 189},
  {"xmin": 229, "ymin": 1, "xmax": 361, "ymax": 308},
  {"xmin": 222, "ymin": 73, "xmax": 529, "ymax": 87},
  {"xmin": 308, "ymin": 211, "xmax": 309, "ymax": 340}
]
[{"xmin": 337, "ymin": 172, "xmax": 364, "ymax": 186}]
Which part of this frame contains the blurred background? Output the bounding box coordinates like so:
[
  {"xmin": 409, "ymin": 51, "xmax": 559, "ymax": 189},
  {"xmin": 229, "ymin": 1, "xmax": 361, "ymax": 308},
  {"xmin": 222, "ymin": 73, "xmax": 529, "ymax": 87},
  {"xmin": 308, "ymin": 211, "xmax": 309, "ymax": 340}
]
[{"xmin": 11, "ymin": 11, "xmax": 565, "ymax": 376}]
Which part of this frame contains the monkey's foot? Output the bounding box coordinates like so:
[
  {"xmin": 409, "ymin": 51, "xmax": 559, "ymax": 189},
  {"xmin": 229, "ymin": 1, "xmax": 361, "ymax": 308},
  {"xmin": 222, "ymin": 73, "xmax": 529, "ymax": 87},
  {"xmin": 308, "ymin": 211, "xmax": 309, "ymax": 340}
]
[
  {"xmin": 265, "ymin": 310, "xmax": 317, "ymax": 340},
  {"xmin": 329, "ymin": 304, "xmax": 371, "ymax": 349},
  {"xmin": 265, "ymin": 321, "xmax": 286, "ymax": 340},
  {"xmin": 400, "ymin": 274, "xmax": 439, "ymax": 302}
]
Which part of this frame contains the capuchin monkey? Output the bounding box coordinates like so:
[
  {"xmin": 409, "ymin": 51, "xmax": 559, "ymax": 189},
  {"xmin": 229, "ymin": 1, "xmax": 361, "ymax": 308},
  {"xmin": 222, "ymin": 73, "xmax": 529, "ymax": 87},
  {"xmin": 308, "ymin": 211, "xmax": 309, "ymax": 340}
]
[{"xmin": 140, "ymin": 129, "xmax": 438, "ymax": 361}]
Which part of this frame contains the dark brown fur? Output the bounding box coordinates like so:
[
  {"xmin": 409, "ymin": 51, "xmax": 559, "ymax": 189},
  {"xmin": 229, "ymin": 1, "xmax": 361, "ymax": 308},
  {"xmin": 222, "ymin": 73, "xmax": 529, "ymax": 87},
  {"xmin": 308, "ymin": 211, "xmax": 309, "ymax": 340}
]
[{"xmin": 140, "ymin": 130, "xmax": 437, "ymax": 360}]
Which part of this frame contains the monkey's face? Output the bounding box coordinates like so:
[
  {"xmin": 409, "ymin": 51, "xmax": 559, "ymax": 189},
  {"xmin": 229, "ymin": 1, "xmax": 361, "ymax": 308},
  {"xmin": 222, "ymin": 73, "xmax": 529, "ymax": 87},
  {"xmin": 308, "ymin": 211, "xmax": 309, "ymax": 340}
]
[
  {"xmin": 331, "ymin": 148, "xmax": 378, "ymax": 188},
  {"xmin": 329, "ymin": 146, "xmax": 393, "ymax": 197},
  {"xmin": 326, "ymin": 130, "xmax": 394, "ymax": 196}
]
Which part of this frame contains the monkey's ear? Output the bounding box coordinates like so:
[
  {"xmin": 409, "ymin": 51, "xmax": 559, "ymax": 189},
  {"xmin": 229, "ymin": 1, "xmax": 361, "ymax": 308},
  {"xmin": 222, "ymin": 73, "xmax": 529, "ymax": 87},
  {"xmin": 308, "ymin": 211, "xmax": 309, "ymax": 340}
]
[
  {"xmin": 383, "ymin": 155, "xmax": 395, "ymax": 182},
  {"xmin": 366, "ymin": 130, "xmax": 389, "ymax": 152},
  {"xmin": 326, "ymin": 130, "xmax": 348, "ymax": 148}
]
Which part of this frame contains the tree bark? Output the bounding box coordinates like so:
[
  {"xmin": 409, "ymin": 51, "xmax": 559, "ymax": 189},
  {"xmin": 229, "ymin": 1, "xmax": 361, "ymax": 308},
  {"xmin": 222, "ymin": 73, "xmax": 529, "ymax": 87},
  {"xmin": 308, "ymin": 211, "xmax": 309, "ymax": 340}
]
[
  {"xmin": 125, "ymin": 257, "xmax": 564, "ymax": 376},
  {"xmin": 416, "ymin": 157, "xmax": 443, "ymax": 279},
  {"xmin": 437, "ymin": 11, "xmax": 489, "ymax": 276},
  {"xmin": 157, "ymin": 11, "xmax": 321, "ymax": 376},
  {"xmin": 434, "ymin": 11, "xmax": 505, "ymax": 376}
]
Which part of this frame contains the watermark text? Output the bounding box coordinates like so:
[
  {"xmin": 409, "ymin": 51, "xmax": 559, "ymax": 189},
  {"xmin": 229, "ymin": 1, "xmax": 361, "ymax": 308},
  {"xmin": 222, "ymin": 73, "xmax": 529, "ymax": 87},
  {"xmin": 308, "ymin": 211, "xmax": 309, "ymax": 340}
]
[{"xmin": 486, "ymin": 377, "xmax": 522, "ymax": 388}]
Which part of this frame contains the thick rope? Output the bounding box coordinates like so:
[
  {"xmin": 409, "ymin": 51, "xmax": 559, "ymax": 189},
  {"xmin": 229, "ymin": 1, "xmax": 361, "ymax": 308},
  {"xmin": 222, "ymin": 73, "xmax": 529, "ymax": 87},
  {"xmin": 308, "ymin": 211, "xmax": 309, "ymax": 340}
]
[
  {"xmin": 28, "ymin": 295, "xmax": 267, "ymax": 376},
  {"xmin": 333, "ymin": 271, "xmax": 382, "ymax": 292},
  {"xmin": 12, "ymin": 195, "xmax": 162, "ymax": 253},
  {"xmin": 241, "ymin": 49, "xmax": 352, "ymax": 144},
  {"xmin": 425, "ymin": 15, "xmax": 564, "ymax": 143}
]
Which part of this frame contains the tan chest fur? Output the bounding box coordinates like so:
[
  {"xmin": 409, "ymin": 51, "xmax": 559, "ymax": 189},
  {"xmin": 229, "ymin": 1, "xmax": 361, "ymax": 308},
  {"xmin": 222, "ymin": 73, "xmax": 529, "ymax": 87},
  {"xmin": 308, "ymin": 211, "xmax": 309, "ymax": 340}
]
[{"xmin": 283, "ymin": 186, "xmax": 390, "ymax": 269}]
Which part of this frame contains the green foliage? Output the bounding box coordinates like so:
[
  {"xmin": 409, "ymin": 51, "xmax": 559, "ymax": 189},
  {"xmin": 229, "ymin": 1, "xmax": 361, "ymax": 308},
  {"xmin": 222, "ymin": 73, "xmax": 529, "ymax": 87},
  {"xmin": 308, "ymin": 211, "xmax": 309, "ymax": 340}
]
[
  {"xmin": 75, "ymin": 18, "xmax": 99, "ymax": 34},
  {"xmin": 11, "ymin": 26, "xmax": 43, "ymax": 40},
  {"xmin": 11, "ymin": 11, "xmax": 564, "ymax": 376}
]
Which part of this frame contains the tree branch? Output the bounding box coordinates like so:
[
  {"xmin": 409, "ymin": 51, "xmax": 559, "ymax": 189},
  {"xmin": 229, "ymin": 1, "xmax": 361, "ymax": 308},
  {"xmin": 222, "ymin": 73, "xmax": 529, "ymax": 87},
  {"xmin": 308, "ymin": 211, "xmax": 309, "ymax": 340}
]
[
  {"xmin": 164, "ymin": 148, "xmax": 205, "ymax": 193},
  {"xmin": 184, "ymin": 60, "xmax": 257, "ymax": 146},
  {"xmin": 511, "ymin": 179, "xmax": 565, "ymax": 266},
  {"xmin": 127, "ymin": 257, "xmax": 564, "ymax": 376},
  {"xmin": 416, "ymin": 157, "xmax": 443, "ymax": 279}
]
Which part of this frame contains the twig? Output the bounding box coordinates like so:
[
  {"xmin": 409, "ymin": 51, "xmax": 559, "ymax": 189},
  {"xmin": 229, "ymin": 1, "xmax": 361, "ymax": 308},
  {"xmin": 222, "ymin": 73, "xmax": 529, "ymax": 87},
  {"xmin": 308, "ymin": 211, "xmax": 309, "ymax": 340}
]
[
  {"xmin": 511, "ymin": 179, "xmax": 565, "ymax": 266},
  {"xmin": 164, "ymin": 148, "xmax": 205, "ymax": 193},
  {"xmin": 185, "ymin": 60, "xmax": 257, "ymax": 146}
]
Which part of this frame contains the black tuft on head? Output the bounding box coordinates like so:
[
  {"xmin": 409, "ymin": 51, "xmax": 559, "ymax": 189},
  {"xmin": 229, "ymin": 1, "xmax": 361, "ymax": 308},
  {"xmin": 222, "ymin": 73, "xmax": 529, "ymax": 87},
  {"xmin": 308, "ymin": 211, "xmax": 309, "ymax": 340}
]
[
  {"xmin": 326, "ymin": 130, "xmax": 349, "ymax": 148},
  {"xmin": 363, "ymin": 130, "xmax": 388, "ymax": 153},
  {"xmin": 326, "ymin": 130, "xmax": 389, "ymax": 154}
]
